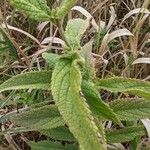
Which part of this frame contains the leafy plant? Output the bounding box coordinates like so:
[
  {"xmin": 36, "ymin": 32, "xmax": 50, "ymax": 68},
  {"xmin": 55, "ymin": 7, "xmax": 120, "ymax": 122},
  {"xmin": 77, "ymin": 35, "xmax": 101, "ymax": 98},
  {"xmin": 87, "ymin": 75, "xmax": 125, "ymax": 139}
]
[{"xmin": 0, "ymin": 0, "xmax": 150, "ymax": 150}]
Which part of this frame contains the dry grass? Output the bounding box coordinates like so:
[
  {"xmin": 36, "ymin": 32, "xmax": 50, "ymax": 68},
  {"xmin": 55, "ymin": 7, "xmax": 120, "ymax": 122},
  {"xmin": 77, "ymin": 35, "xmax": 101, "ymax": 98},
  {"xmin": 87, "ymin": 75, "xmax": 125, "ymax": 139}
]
[{"xmin": 0, "ymin": 0, "xmax": 150, "ymax": 149}]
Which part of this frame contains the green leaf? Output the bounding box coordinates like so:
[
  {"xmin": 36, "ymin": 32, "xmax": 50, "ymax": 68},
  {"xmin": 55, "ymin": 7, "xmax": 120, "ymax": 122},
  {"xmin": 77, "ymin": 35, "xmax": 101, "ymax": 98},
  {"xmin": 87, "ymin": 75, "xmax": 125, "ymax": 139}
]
[
  {"xmin": 96, "ymin": 77, "xmax": 150, "ymax": 99},
  {"xmin": 42, "ymin": 53, "xmax": 59, "ymax": 69},
  {"xmin": 80, "ymin": 41, "xmax": 95, "ymax": 80},
  {"xmin": 0, "ymin": 71, "xmax": 51, "ymax": 93},
  {"xmin": 51, "ymin": 52, "xmax": 106, "ymax": 150},
  {"xmin": 93, "ymin": 28, "xmax": 107, "ymax": 52},
  {"xmin": 10, "ymin": 0, "xmax": 51, "ymax": 21},
  {"xmin": 65, "ymin": 19, "xmax": 89, "ymax": 50},
  {"xmin": 110, "ymin": 99, "xmax": 150, "ymax": 121},
  {"xmin": 28, "ymin": 141, "xmax": 78, "ymax": 150},
  {"xmin": 82, "ymin": 80, "xmax": 122, "ymax": 126},
  {"xmin": 0, "ymin": 26, "xmax": 18, "ymax": 59},
  {"xmin": 130, "ymin": 136, "xmax": 141, "ymax": 150},
  {"xmin": 41, "ymin": 126, "xmax": 75, "ymax": 142},
  {"xmin": 55, "ymin": 0, "xmax": 76, "ymax": 19},
  {"xmin": 12, "ymin": 105, "xmax": 64, "ymax": 130},
  {"xmin": 106, "ymin": 126, "xmax": 146, "ymax": 143}
]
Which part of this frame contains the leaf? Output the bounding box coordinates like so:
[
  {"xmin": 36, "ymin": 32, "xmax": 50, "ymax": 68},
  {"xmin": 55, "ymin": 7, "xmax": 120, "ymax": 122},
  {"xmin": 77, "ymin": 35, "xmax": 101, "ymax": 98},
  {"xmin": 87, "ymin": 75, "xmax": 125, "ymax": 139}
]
[
  {"xmin": 106, "ymin": 6, "xmax": 116, "ymax": 30},
  {"xmin": 0, "ymin": 26, "xmax": 18, "ymax": 59},
  {"xmin": 2, "ymin": 24, "xmax": 41, "ymax": 46},
  {"xmin": 42, "ymin": 53, "xmax": 60, "ymax": 69},
  {"xmin": 41, "ymin": 37, "xmax": 65, "ymax": 47},
  {"xmin": 51, "ymin": 52, "xmax": 106, "ymax": 150},
  {"xmin": 41, "ymin": 126, "xmax": 75, "ymax": 142},
  {"xmin": 110, "ymin": 99, "xmax": 150, "ymax": 121},
  {"xmin": 82, "ymin": 80, "xmax": 122, "ymax": 126},
  {"xmin": 65, "ymin": 19, "xmax": 89, "ymax": 50},
  {"xmin": 71, "ymin": 6, "xmax": 99, "ymax": 30},
  {"xmin": 106, "ymin": 126, "xmax": 146, "ymax": 143},
  {"xmin": 55, "ymin": 0, "xmax": 76, "ymax": 19},
  {"xmin": 141, "ymin": 119, "xmax": 150, "ymax": 138},
  {"xmin": 0, "ymin": 127, "xmax": 38, "ymax": 135},
  {"xmin": 12, "ymin": 105, "xmax": 64, "ymax": 130},
  {"xmin": 28, "ymin": 141, "xmax": 78, "ymax": 150},
  {"xmin": 80, "ymin": 41, "xmax": 95, "ymax": 80},
  {"xmin": 10, "ymin": 0, "xmax": 51, "ymax": 21},
  {"xmin": 93, "ymin": 28, "xmax": 107, "ymax": 52},
  {"xmin": 96, "ymin": 77, "xmax": 150, "ymax": 99},
  {"xmin": 0, "ymin": 71, "xmax": 51, "ymax": 93},
  {"xmin": 122, "ymin": 8, "xmax": 150, "ymax": 23},
  {"xmin": 132, "ymin": 58, "xmax": 150, "ymax": 65}
]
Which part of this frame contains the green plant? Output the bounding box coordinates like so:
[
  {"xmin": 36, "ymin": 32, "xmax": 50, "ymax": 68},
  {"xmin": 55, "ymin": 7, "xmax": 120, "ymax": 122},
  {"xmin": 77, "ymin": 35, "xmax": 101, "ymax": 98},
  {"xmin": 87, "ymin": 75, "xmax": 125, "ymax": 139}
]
[{"xmin": 0, "ymin": 0, "xmax": 150, "ymax": 150}]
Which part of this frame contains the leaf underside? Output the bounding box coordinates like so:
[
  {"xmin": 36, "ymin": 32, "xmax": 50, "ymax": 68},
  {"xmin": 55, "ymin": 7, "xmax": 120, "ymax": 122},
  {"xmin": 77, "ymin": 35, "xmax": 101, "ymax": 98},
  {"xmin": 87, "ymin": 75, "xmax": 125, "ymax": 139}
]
[
  {"xmin": 65, "ymin": 19, "xmax": 89, "ymax": 50},
  {"xmin": 11, "ymin": 105, "xmax": 64, "ymax": 130},
  {"xmin": 56, "ymin": 0, "xmax": 76, "ymax": 19},
  {"xmin": 11, "ymin": 0, "xmax": 51, "ymax": 21},
  {"xmin": 82, "ymin": 80, "xmax": 122, "ymax": 126},
  {"xmin": 51, "ymin": 52, "xmax": 106, "ymax": 150},
  {"xmin": 28, "ymin": 140, "xmax": 78, "ymax": 150},
  {"xmin": 110, "ymin": 99, "xmax": 150, "ymax": 121},
  {"xmin": 0, "ymin": 71, "xmax": 51, "ymax": 93},
  {"xmin": 106, "ymin": 126, "xmax": 146, "ymax": 143},
  {"xmin": 41, "ymin": 126, "xmax": 75, "ymax": 142},
  {"xmin": 96, "ymin": 77, "xmax": 150, "ymax": 99}
]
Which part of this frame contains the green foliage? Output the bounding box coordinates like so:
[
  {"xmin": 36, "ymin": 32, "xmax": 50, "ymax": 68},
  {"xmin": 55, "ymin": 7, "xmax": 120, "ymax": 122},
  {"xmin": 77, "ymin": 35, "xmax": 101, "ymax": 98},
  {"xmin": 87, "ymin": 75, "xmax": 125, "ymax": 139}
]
[
  {"xmin": 11, "ymin": 105, "xmax": 64, "ymax": 130},
  {"xmin": 0, "ymin": 26, "xmax": 18, "ymax": 59},
  {"xmin": 80, "ymin": 41, "xmax": 95, "ymax": 80},
  {"xmin": 93, "ymin": 28, "xmax": 107, "ymax": 52},
  {"xmin": 55, "ymin": 0, "xmax": 76, "ymax": 19},
  {"xmin": 106, "ymin": 126, "xmax": 146, "ymax": 143},
  {"xmin": 42, "ymin": 53, "xmax": 59, "ymax": 69},
  {"xmin": 1, "ymin": 2, "xmax": 150, "ymax": 149},
  {"xmin": 96, "ymin": 77, "xmax": 150, "ymax": 99},
  {"xmin": 110, "ymin": 99, "xmax": 150, "ymax": 121},
  {"xmin": 0, "ymin": 71, "xmax": 51, "ymax": 93},
  {"xmin": 0, "ymin": 104, "xmax": 63, "ymax": 129},
  {"xmin": 51, "ymin": 52, "xmax": 106, "ymax": 150},
  {"xmin": 65, "ymin": 19, "xmax": 89, "ymax": 49},
  {"xmin": 41, "ymin": 126, "xmax": 75, "ymax": 141},
  {"xmin": 82, "ymin": 80, "xmax": 122, "ymax": 126},
  {"xmin": 10, "ymin": 0, "xmax": 76, "ymax": 21},
  {"xmin": 10, "ymin": 0, "xmax": 51, "ymax": 21},
  {"xmin": 28, "ymin": 140, "xmax": 78, "ymax": 150}
]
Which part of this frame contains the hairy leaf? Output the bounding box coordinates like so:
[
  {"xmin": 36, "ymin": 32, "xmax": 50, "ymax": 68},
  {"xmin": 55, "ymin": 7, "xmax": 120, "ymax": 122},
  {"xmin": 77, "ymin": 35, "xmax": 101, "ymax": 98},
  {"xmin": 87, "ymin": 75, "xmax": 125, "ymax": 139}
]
[
  {"xmin": 42, "ymin": 53, "xmax": 59, "ymax": 69},
  {"xmin": 0, "ymin": 71, "xmax": 51, "ymax": 93},
  {"xmin": 56, "ymin": 0, "xmax": 76, "ymax": 19},
  {"xmin": 10, "ymin": 0, "xmax": 51, "ymax": 21},
  {"xmin": 41, "ymin": 126, "xmax": 75, "ymax": 141},
  {"xmin": 96, "ymin": 77, "xmax": 150, "ymax": 99},
  {"xmin": 106, "ymin": 126, "xmax": 146, "ymax": 143},
  {"xmin": 82, "ymin": 80, "xmax": 122, "ymax": 126},
  {"xmin": 28, "ymin": 141, "xmax": 78, "ymax": 150},
  {"xmin": 80, "ymin": 41, "xmax": 95, "ymax": 80},
  {"xmin": 65, "ymin": 19, "xmax": 89, "ymax": 50},
  {"xmin": 110, "ymin": 99, "xmax": 150, "ymax": 121},
  {"xmin": 51, "ymin": 52, "xmax": 106, "ymax": 150},
  {"xmin": 12, "ymin": 105, "xmax": 64, "ymax": 130}
]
